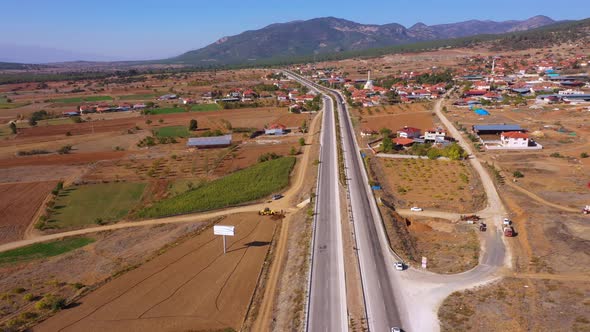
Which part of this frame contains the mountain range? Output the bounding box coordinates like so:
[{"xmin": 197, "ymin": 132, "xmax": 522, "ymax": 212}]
[{"xmin": 172, "ymin": 15, "xmax": 557, "ymax": 65}]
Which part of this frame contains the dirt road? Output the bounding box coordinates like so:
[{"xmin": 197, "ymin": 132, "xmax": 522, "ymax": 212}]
[{"xmin": 34, "ymin": 213, "xmax": 276, "ymax": 332}]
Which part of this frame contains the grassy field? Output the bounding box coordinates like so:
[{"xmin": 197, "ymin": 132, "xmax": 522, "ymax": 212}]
[
  {"xmin": 118, "ymin": 94, "xmax": 157, "ymax": 100},
  {"xmin": 0, "ymin": 237, "xmax": 95, "ymax": 265},
  {"xmin": 139, "ymin": 157, "xmax": 296, "ymax": 218},
  {"xmin": 49, "ymin": 182, "xmax": 146, "ymax": 228},
  {"xmin": 145, "ymin": 108, "xmax": 187, "ymax": 115},
  {"xmin": 154, "ymin": 125, "xmax": 190, "ymax": 138},
  {"xmin": 191, "ymin": 103, "xmax": 221, "ymax": 112},
  {"xmin": 52, "ymin": 95, "xmax": 113, "ymax": 103},
  {"xmin": 168, "ymin": 178, "xmax": 206, "ymax": 196},
  {"xmin": 0, "ymin": 102, "xmax": 29, "ymax": 109}
]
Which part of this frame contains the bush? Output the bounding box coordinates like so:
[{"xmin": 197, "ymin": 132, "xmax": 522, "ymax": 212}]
[
  {"xmin": 17, "ymin": 149, "xmax": 50, "ymax": 156},
  {"xmin": 189, "ymin": 119, "xmax": 198, "ymax": 131},
  {"xmin": 550, "ymin": 152, "xmax": 562, "ymax": 158},
  {"xmin": 513, "ymin": 170, "xmax": 524, "ymax": 178},
  {"xmin": 290, "ymin": 146, "xmax": 298, "ymax": 155},
  {"xmin": 70, "ymin": 116, "xmax": 83, "ymax": 123},
  {"xmin": 299, "ymin": 137, "xmax": 306, "ymax": 146},
  {"xmin": 581, "ymin": 152, "xmax": 589, "ymax": 159},
  {"xmin": 258, "ymin": 152, "xmax": 281, "ymax": 163},
  {"xmin": 23, "ymin": 293, "xmax": 35, "ymax": 302},
  {"xmin": 57, "ymin": 145, "xmax": 72, "ymax": 154},
  {"xmin": 35, "ymin": 294, "xmax": 66, "ymax": 311},
  {"xmin": 65, "ymin": 131, "xmax": 72, "ymax": 136}
]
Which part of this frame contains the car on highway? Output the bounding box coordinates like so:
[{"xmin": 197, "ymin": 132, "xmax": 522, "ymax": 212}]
[
  {"xmin": 272, "ymin": 194, "xmax": 283, "ymax": 200},
  {"xmin": 394, "ymin": 262, "xmax": 404, "ymax": 271},
  {"xmin": 391, "ymin": 327, "xmax": 402, "ymax": 332},
  {"xmin": 410, "ymin": 206, "xmax": 423, "ymax": 212}
]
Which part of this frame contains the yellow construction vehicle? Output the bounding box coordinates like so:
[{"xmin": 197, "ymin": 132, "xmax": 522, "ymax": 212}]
[{"xmin": 259, "ymin": 207, "xmax": 276, "ymax": 216}]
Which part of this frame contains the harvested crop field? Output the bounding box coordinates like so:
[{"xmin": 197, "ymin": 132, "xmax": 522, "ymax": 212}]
[
  {"xmin": 358, "ymin": 111, "xmax": 436, "ymax": 133},
  {"xmin": 0, "ymin": 151, "xmax": 127, "ymax": 168},
  {"xmin": 34, "ymin": 212, "xmax": 277, "ymax": 332},
  {"xmin": 0, "ymin": 181, "xmax": 56, "ymax": 244}
]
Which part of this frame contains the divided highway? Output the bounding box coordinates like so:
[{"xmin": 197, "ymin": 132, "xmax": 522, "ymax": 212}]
[
  {"xmin": 299, "ymin": 81, "xmax": 348, "ymax": 331},
  {"xmin": 288, "ymin": 71, "xmax": 404, "ymax": 332}
]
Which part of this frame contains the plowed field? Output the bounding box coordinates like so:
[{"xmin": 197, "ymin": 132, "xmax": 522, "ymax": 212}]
[
  {"xmin": 0, "ymin": 181, "xmax": 56, "ymax": 244},
  {"xmin": 34, "ymin": 212, "xmax": 276, "ymax": 332}
]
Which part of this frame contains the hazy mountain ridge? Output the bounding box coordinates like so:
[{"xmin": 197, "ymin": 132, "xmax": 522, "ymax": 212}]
[{"xmin": 173, "ymin": 15, "xmax": 557, "ymax": 64}]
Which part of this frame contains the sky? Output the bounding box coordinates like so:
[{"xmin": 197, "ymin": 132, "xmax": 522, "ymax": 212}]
[{"xmin": 1, "ymin": 0, "xmax": 589, "ymax": 62}]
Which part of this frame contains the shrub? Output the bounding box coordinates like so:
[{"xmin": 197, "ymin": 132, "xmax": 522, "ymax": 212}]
[
  {"xmin": 581, "ymin": 152, "xmax": 589, "ymax": 159},
  {"xmin": 12, "ymin": 287, "xmax": 26, "ymax": 294},
  {"xmin": 145, "ymin": 119, "xmax": 152, "ymax": 125},
  {"xmin": 513, "ymin": 170, "xmax": 524, "ymax": 178},
  {"xmin": 70, "ymin": 116, "xmax": 83, "ymax": 123},
  {"xmin": 57, "ymin": 145, "xmax": 72, "ymax": 154},
  {"xmin": 23, "ymin": 293, "xmax": 35, "ymax": 302},
  {"xmin": 189, "ymin": 119, "xmax": 198, "ymax": 131},
  {"xmin": 550, "ymin": 152, "xmax": 562, "ymax": 158},
  {"xmin": 258, "ymin": 152, "xmax": 281, "ymax": 163},
  {"xmin": 65, "ymin": 131, "xmax": 72, "ymax": 136},
  {"xmin": 35, "ymin": 294, "xmax": 66, "ymax": 311},
  {"xmin": 290, "ymin": 146, "xmax": 298, "ymax": 155},
  {"xmin": 9, "ymin": 122, "xmax": 17, "ymax": 134},
  {"xmin": 299, "ymin": 137, "xmax": 306, "ymax": 146}
]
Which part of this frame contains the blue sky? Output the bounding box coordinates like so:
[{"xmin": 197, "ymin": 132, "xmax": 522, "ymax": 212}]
[{"xmin": 1, "ymin": 0, "xmax": 589, "ymax": 61}]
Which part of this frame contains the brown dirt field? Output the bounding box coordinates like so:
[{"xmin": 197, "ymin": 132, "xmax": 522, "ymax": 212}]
[
  {"xmin": 0, "ymin": 151, "xmax": 127, "ymax": 168},
  {"xmin": 0, "ymin": 165, "xmax": 86, "ymax": 183},
  {"xmin": 356, "ymin": 110, "xmax": 437, "ymax": 134},
  {"xmin": 34, "ymin": 212, "xmax": 276, "ymax": 332},
  {"xmin": 371, "ymin": 157, "xmax": 485, "ymax": 213},
  {"xmin": 0, "ymin": 181, "xmax": 56, "ymax": 244},
  {"xmin": 0, "ymin": 222, "xmax": 206, "ymax": 330},
  {"xmin": 439, "ymin": 278, "xmax": 590, "ymax": 332},
  {"xmin": 215, "ymin": 141, "xmax": 299, "ymax": 176},
  {"xmin": 407, "ymin": 218, "xmax": 480, "ymax": 274}
]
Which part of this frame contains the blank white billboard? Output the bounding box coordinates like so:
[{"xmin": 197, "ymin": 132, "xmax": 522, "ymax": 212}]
[{"xmin": 214, "ymin": 225, "xmax": 235, "ymax": 236}]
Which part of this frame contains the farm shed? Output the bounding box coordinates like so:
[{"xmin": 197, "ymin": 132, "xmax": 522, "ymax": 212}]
[
  {"xmin": 473, "ymin": 124, "xmax": 523, "ymax": 135},
  {"xmin": 187, "ymin": 135, "xmax": 232, "ymax": 149}
]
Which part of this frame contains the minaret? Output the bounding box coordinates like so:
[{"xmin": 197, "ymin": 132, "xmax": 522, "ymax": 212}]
[{"xmin": 364, "ymin": 70, "xmax": 374, "ymax": 90}]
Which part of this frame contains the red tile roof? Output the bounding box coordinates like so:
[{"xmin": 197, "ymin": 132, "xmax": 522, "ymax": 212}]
[
  {"xmin": 393, "ymin": 138, "xmax": 415, "ymax": 146},
  {"xmin": 502, "ymin": 131, "xmax": 528, "ymax": 139}
]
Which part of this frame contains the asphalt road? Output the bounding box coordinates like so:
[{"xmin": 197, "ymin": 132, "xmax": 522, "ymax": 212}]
[
  {"xmin": 288, "ymin": 71, "xmax": 404, "ymax": 331},
  {"xmin": 305, "ymin": 90, "xmax": 348, "ymax": 331},
  {"xmin": 333, "ymin": 90, "xmax": 404, "ymax": 331}
]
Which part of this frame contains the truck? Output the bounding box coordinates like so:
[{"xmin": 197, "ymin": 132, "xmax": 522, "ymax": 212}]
[
  {"xmin": 259, "ymin": 207, "xmax": 276, "ymax": 216},
  {"xmin": 503, "ymin": 226, "xmax": 514, "ymax": 237}
]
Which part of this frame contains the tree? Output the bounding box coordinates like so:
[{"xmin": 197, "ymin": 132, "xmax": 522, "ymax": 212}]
[
  {"xmin": 9, "ymin": 122, "xmax": 17, "ymax": 134},
  {"xmin": 382, "ymin": 138, "xmax": 393, "ymax": 153},
  {"xmin": 580, "ymin": 152, "xmax": 589, "ymax": 159},
  {"xmin": 189, "ymin": 119, "xmax": 198, "ymax": 131},
  {"xmin": 301, "ymin": 119, "xmax": 308, "ymax": 133},
  {"xmin": 58, "ymin": 145, "xmax": 72, "ymax": 154},
  {"xmin": 444, "ymin": 143, "xmax": 467, "ymax": 160},
  {"xmin": 298, "ymin": 137, "xmax": 305, "ymax": 146},
  {"xmin": 513, "ymin": 170, "xmax": 524, "ymax": 178},
  {"xmin": 385, "ymin": 90, "xmax": 401, "ymax": 104},
  {"xmin": 290, "ymin": 146, "xmax": 298, "ymax": 155}
]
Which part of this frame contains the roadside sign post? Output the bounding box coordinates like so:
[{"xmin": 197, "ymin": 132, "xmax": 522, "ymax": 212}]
[{"xmin": 214, "ymin": 225, "xmax": 235, "ymax": 254}]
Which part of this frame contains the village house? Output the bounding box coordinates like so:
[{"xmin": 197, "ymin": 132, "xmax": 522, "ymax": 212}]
[
  {"xmin": 424, "ymin": 128, "xmax": 446, "ymax": 142},
  {"xmin": 397, "ymin": 126, "xmax": 421, "ymax": 139},
  {"xmin": 361, "ymin": 128, "xmax": 378, "ymax": 137},
  {"xmin": 500, "ymin": 131, "xmax": 530, "ymax": 148},
  {"xmin": 265, "ymin": 123, "xmax": 286, "ymax": 135}
]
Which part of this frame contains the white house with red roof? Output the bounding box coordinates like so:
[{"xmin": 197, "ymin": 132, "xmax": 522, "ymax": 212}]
[
  {"xmin": 265, "ymin": 123, "xmax": 287, "ymax": 135},
  {"xmin": 500, "ymin": 131, "xmax": 529, "ymax": 148},
  {"xmin": 397, "ymin": 126, "xmax": 421, "ymax": 139}
]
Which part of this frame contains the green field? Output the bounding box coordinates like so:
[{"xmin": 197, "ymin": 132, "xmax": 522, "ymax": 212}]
[
  {"xmin": 119, "ymin": 94, "xmax": 157, "ymax": 100},
  {"xmin": 52, "ymin": 95, "xmax": 112, "ymax": 103},
  {"xmin": 145, "ymin": 107, "xmax": 186, "ymax": 115},
  {"xmin": 190, "ymin": 103, "xmax": 221, "ymax": 112},
  {"xmin": 139, "ymin": 157, "xmax": 296, "ymax": 218},
  {"xmin": 168, "ymin": 178, "xmax": 206, "ymax": 196},
  {"xmin": 49, "ymin": 182, "xmax": 146, "ymax": 228},
  {"xmin": 0, "ymin": 102, "xmax": 29, "ymax": 109},
  {"xmin": 154, "ymin": 125, "xmax": 190, "ymax": 138},
  {"xmin": 0, "ymin": 238, "xmax": 95, "ymax": 265}
]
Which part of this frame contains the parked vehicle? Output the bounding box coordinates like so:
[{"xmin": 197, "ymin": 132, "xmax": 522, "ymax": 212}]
[
  {"xmin": 272, "ymin": 194, "xmax": 283, "ymax": 200},
  {"xmin": 410, "ymin": 207, "xmax": 423, "ymax": 212},
  {"xmin": 503, "ymin": 226, "xmax": 514, "ymax": 237},
  {"xmin": 503, "ymin": 218, "xmax": 512, "ymax": 225},
  {"xmin": 391, "ymin": 328, "xmax": 402, "ymax": 332},
  {"xmin": 479, "ymin": 223, "xmax": 487, "ymax": 232},
  {"xmin": 460, "ymin": 214, "xmax": 480, "ymax": 221},
  {"xmin": 583, "ymin": 205, "xmax": 590, "ymax": 214},
  {"xmin": 394, "ymin": 262, "xmax": 404, "ymax": 271}
]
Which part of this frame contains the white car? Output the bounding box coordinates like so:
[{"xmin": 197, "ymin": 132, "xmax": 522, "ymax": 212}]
[
  {"xmin": 394, "ymin": 262, "xmax": 404, "ymax": 271},
  {"xmin": 503, "ymin": 218, "xmax": 511, "ymax": 225},
  {"xmin": 391, "ymin": 327, "xmax": 402, "ymax": 332},
  {"xmin": 410, "ymin": 207, "xmax": 423, "ymax": 212}
]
